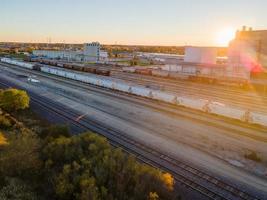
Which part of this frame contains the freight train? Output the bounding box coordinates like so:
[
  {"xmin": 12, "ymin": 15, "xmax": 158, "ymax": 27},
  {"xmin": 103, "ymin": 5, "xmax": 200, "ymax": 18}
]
[
  {"xmin": 1, "ymin": 57, "xmax": 267, "ymax": 127},
  {"xmin": 123, "ymin": 63, "xmax": 252, "ymax": 86},
  {"xmin": 23, "ymin": 57, "xmax": 111, "ymax": 76}
]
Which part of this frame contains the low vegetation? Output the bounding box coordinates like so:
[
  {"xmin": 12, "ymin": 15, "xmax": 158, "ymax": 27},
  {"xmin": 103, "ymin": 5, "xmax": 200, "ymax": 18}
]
[
  {"xmin": 0, "ymin": 88, "xmax": 180, "ymax": 200},
  {"xmin": 0, "ymin": 88, "xmax": 30, "ymax": 111}
]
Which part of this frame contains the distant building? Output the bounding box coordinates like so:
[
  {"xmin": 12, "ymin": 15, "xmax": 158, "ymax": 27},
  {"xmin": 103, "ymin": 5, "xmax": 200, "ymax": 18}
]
[
  {"xmin": 83, "ymin": 42, "xmax": 100, "ymax": 61},
  {"xmin": 184, "ymin": 47, "xmax": 217, "ymax": 65},
  {"xmin": 33, "ymin": 50, "xmax": 84, "ymax": 61},
  {"xmin": 33, "ymin": 42, "xmax": 108, "ymax": 62},
  {"xmin": 136, "ymin": 50, "xmax": 226, "ymax": 65},
  {"xmin": 137, "ymin": 52, "xmax": 184, "ymax": 64},
  {"xmin": 228, "ymin": 26, "xmax": 267, "ymax": 70}
]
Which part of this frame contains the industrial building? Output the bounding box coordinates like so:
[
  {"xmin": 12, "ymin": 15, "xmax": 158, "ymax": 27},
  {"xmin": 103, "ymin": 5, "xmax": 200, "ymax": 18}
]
[
  {"xmin": 137, "ymin": 49, "xmax": 224, "ymax": 65},
  {"xmin": 137, "ymin": 52, "xmax": 184, "ymax": 64},
  {"xmin": 33, "ymin": 42, "xmax": 108, "ymax": 62},
  {"xmin": 228, "ymin": 26, "xmax": 267, "ymax": 70},
  {"xmin": 33, "ymin": 50, "xmax": 84, "ymax": 61},
  {"xmin": 184, "ymin": 47, "xmax": 217, "ymax": 65},
  {"xmin": 83, "ymin": 42, "xmax": 101, "ymax": 61}
]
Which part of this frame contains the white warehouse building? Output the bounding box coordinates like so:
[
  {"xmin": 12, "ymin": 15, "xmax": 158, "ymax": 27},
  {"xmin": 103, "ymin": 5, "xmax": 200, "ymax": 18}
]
[
  {"xmin": 33, "ymin": 42, "xmax": 108, "ymax": 62},
  {"xmin": 184, "ymin": 46, "xmax": 217, "ymax": 65},
  {"xmin": 33, "ymin": 50, "xmax": 85, "ymax": 61},
  {"xmin": 83, "ymin": 42, "xmax": 100, "ymax": 61}
]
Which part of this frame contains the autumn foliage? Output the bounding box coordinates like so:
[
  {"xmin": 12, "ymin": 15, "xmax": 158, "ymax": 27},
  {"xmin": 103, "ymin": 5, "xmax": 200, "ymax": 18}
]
[
  {"xmin": 0, "ymin": 88, "xmax": 179, "ymax": 199},
  {"xmin": 0, "ymin": 88, "xmax": 29, "ymax": 111}
]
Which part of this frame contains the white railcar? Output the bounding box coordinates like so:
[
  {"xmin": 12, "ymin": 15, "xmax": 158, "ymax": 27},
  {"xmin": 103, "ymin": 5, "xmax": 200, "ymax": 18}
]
[{"xmin": 1, "ymin": 58, "xmax": 35, "ymax": 69}]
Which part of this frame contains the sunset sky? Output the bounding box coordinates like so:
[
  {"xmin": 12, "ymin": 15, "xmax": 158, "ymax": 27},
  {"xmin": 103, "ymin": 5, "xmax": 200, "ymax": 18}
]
[{"xmin": 1, "ymin": 0, "xmax": 267, "ymax": 46}]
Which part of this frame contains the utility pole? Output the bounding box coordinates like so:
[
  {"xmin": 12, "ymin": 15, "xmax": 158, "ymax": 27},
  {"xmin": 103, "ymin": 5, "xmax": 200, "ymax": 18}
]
[{"xmin": 257, "ymin": 40, "xmax": 262, "ymax": 64}]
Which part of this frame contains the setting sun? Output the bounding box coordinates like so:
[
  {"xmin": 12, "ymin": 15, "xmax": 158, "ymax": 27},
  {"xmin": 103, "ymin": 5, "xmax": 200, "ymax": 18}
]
[{"xmin": 216, "ymin": 27, "xmax": 236, "ymax": 46}]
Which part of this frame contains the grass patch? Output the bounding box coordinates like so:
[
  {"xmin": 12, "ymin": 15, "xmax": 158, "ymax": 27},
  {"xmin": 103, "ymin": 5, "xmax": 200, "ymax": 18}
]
[{"xmin": 8, "ymin": 53, "xmax": 28, "ymax": 60}]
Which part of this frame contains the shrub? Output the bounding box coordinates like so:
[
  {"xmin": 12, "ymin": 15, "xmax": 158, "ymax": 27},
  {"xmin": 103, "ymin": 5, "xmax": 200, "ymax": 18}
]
[{"xmin": 0, "ymin": 89, "xmax": 30, "ymax": 111}]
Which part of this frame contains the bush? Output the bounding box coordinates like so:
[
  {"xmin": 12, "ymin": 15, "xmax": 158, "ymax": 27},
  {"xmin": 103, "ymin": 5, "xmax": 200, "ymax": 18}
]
[{"xmin": 0, "ymin": 89, "xmax": 30, "ymax": 111}]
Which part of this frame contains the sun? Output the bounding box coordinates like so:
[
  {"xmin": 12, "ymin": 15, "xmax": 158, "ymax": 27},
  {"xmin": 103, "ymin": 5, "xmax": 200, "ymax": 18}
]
[{"xmin": 216, "ymin": 27, "xmax": 236, "ymax": 46}]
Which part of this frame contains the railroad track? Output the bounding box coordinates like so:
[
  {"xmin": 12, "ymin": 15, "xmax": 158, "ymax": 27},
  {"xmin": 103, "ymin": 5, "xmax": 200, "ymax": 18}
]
[
  {"xmin": 1, "ymin": 62, "xmax": 266, "ymax": 142},
  {"xmin": 111, "ymin": 70, "xmax": 267, "ymax": 98},
  {"xmin": 111, "ymin": 72, "xmax": 267, "ymax": 106},
  {"xmin": 42, "ymin": 79, "xmax": 267, "ymax": 143},
  {"xmin": 0, "ymin": 80, "xmax": 262, "ymax": 200},
  {"xmin": 4, "ymin": 61, "xmax": 267, "ymax": 109},
  {"xmin": 111, "ymin": 71, "xmax": 267, "ymax": 114},
  {"xmin": 111, "ymin": 71, "xmax": 267, "ymax": 103}
]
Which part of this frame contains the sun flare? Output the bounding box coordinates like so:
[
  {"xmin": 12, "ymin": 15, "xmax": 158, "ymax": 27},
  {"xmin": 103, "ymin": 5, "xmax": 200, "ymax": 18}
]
[{"xmin": 216, "ymin": 27, "xmax": 236, "ymax": 46}]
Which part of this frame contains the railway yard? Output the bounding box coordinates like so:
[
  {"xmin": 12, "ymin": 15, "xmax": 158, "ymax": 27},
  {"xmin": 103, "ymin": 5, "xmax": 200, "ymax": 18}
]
[
  {"xmin": 0, "ymin": 60, "xmax": 267, "ymax": 199},
  {"xmin": 111, "ymin": 71, "xmax": 267, "ymax": 115}
]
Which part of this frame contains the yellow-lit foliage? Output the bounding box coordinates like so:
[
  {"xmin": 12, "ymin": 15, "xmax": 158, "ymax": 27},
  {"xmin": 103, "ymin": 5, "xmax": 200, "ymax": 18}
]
[
  {"xmin": 148, "ymin": 192, "xmax": 159, "ymax": 200},
  {"xmin": 161, "ymin": 173, "xmax": 174, "ymax": 191},
  {"xmin": 42, "ymin": 132, "xmax": 179, "ymax": 199},
  {"xmin": 0, "ymin": 132, "xmax": 8, "ymax": 146},
  {"xmin": 0, "ymin": 88, "xmax": 30, "ymax": 111}
]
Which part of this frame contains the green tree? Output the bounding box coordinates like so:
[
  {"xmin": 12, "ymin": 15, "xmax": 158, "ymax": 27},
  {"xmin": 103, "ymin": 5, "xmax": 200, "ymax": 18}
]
[
  {"xmin": 0, "ymin": 89, "xmax": 30, "ymax": 111},
  {"xmin": 42, "ymin": 132, "xmax": 178, "ymax": 200}
]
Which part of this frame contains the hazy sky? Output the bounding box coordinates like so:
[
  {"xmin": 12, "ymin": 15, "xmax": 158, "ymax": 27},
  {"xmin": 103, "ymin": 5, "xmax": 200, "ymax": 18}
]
[{"xmin": 1, "ymin": 0, "xmax": 266, "ymax": 46}]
